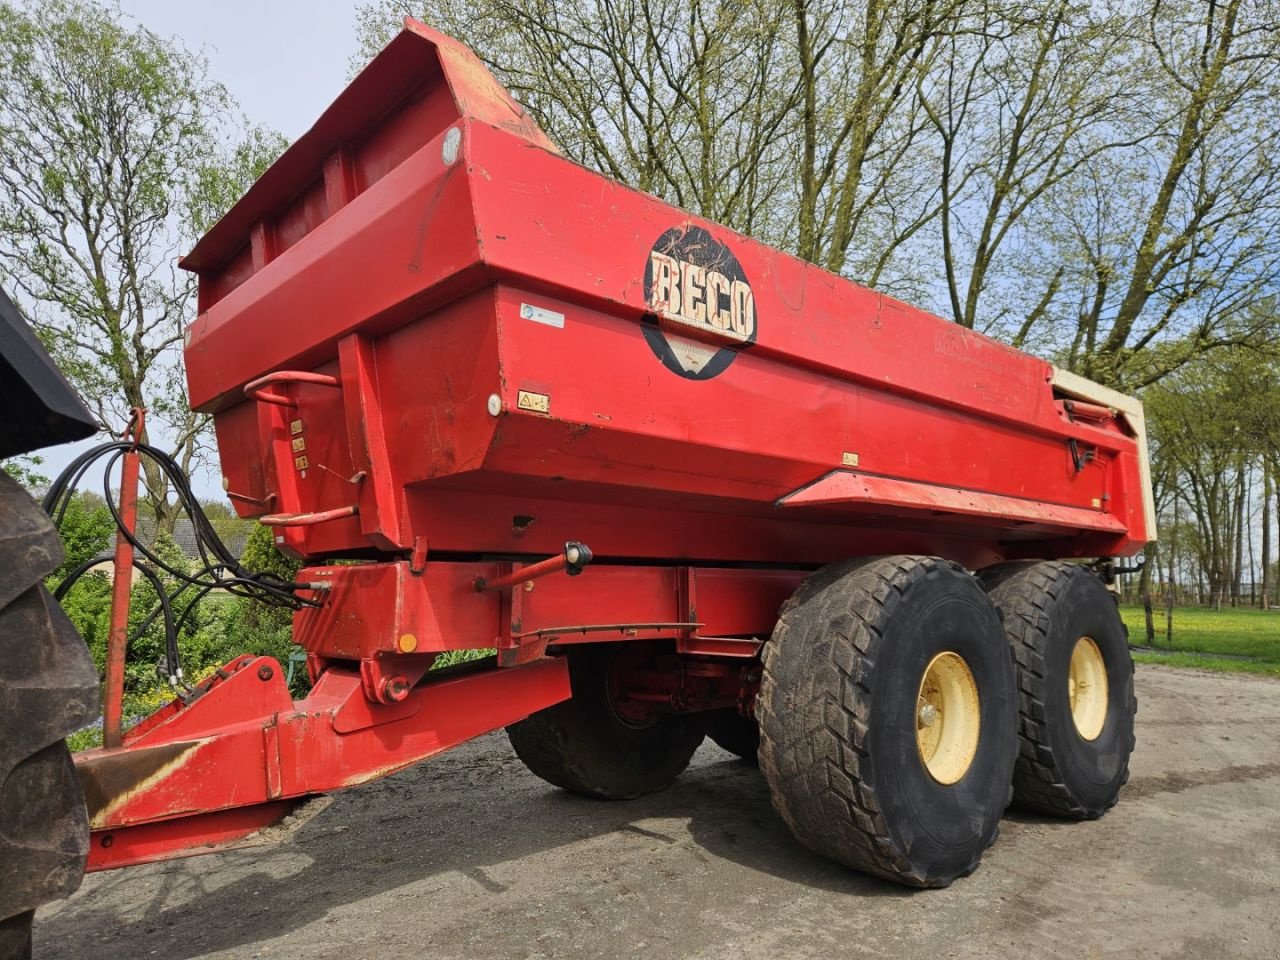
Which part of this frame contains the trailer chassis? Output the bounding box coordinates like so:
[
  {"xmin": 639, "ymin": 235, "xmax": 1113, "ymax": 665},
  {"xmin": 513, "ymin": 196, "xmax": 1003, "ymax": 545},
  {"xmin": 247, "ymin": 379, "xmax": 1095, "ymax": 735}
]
[{"xmin": 75, "ymin": 556, "xmax": 796, "ymax": 871}]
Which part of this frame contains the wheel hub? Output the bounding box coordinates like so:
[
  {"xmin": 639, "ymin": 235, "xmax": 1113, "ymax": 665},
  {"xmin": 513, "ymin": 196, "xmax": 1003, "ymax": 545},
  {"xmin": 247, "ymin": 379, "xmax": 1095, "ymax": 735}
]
[
  {"xmin": 915, "ymin": 651, "xmax": 981, "ymax": 785},
  {"xmin": 1068, "ymin": 637, "xmax": 1108, "ymax": 741}
]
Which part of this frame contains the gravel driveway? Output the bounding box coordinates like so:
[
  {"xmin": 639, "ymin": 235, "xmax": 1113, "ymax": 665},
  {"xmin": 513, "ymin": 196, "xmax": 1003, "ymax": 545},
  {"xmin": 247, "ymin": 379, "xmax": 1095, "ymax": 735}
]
[{"xmin": 37, "ymin": 664, "xmax": 1280, "ymax": 960}]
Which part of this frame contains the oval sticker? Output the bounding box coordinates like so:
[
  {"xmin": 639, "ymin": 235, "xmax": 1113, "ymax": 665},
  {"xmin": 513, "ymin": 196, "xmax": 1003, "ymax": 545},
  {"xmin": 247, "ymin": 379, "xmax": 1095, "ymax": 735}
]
[{"xmin": 641, "ymin": 225, "xmax": 757, "ymax": 379}]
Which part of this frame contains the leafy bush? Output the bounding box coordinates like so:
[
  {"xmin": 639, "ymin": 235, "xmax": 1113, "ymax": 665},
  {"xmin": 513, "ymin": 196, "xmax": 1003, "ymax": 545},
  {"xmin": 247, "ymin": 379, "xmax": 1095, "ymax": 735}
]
[
  {"xmin": 49, "ymin": 493, "xmax": 115, "ymax": 579},
  {"xmin": 237, "ymin": 524, "xmax": 301, "ymax": 632}
]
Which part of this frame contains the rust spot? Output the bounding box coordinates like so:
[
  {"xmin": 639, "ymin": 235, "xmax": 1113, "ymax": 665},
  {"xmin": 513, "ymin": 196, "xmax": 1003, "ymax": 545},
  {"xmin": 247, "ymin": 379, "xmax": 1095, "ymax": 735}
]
[{"xmin": 77, "ymin": 740, "xmax": 206, "ymax": 827}]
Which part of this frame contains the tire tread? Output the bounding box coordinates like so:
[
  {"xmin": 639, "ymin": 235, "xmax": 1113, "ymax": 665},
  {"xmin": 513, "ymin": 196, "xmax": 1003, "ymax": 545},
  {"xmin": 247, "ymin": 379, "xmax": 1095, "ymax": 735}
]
[
  {"xmin": 983, "ymin": 561, "xmax": 1136, "ymax": 818},
  {"xmin": 758, "ymin": 555, "xmax": 1005, "ymax": 887}
]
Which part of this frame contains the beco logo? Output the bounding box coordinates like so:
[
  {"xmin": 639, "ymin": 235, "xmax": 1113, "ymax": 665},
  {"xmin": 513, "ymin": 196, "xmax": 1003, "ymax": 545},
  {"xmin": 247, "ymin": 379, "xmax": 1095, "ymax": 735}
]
[{"xmin": 641, "ymin": 225, "xmax": 757, "ymax": 379}]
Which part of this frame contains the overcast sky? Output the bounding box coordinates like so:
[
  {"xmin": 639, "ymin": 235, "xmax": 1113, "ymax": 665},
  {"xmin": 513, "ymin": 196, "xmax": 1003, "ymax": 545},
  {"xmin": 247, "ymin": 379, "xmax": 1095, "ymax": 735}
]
[
  {"xmin": 35, "ymin": 0, "xmax": 379, "ymax": 499},
  {"xmin": 119, "ymin": 0, "xmax": 362, "ymax": 140}
]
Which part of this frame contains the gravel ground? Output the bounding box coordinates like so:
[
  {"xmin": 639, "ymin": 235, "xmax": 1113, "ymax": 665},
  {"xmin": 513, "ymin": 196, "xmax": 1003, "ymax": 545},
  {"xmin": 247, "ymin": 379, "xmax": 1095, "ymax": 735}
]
[{"xmin": 37, "ymin": 664, "xmax": 1280, "ymax": 960}]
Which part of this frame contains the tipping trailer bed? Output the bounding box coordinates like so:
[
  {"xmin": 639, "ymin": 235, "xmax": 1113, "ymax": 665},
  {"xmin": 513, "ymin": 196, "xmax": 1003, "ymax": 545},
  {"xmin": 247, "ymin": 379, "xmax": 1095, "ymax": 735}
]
[
  {"xmin": 180, "ymin": 23, "xmax": 1151, "ymax": 569},
  {"xmin": 70, "ymin": 20, "xmax": 1150, "ymax": 889}
]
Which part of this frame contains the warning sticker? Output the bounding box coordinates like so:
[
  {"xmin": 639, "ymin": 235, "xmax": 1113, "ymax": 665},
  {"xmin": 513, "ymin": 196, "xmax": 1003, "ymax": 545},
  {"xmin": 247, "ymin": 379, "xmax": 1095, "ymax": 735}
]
[{"xmin": 517, "ymin": 390, "xmax": 550, "ymax": 414}]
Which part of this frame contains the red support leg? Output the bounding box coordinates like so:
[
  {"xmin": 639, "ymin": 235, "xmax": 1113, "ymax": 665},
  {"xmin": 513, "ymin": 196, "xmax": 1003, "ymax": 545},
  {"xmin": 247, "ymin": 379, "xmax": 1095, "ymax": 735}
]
[{"xmin": 103, "ymin": 409, "xmax": 144, "ymax": 749}]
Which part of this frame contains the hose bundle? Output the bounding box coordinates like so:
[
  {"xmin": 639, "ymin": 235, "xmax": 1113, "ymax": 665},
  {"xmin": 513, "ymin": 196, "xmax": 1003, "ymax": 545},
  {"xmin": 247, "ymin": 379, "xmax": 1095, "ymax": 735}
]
[{"xmin": 42, "ymin": 439, "xmax": 316, "ymax": 692}]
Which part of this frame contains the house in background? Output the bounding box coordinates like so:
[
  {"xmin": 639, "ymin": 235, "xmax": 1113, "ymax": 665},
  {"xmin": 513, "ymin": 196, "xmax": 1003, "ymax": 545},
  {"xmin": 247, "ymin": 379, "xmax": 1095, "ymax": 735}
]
[{"xmin": 133, "ymin": 517, "xmax": 251, "ymax": 565}]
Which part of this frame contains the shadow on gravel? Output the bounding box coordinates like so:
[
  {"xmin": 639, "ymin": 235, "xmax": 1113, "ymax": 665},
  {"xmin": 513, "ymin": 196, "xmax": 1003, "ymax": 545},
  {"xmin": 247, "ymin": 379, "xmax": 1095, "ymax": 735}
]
[{"xmin": 38, "ymin": 740, "xmax": 912, "ymax": 959}]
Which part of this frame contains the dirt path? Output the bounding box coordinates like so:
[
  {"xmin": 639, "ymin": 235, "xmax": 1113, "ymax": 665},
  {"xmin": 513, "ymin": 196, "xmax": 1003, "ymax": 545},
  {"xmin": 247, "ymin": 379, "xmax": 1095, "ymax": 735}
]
[{"xmin": 37, "ymin": 665, "xmax": 1280, "ymax": 960}]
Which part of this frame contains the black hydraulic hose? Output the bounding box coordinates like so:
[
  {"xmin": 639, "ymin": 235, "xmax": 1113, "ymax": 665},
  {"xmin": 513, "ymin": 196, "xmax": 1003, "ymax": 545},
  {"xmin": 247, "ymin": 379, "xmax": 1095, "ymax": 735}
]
[
  {"xmin": 54, "ymin": 556, "xmax": 181, "ymax": 680},
  {"xmin": 42, "ymin": 437, "xmax": 324, "ymax": 694}
]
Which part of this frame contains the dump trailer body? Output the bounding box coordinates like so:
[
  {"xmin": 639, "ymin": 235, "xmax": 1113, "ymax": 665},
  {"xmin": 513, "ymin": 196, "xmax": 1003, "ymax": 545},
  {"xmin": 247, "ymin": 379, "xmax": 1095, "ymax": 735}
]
[
  {"xmin": 181, "ymin": 21, "xmax": 1152, "ymax": 571},
  {"xmin": 64, "ymin": 20, "xmax": 1150, "ymax": 882}
]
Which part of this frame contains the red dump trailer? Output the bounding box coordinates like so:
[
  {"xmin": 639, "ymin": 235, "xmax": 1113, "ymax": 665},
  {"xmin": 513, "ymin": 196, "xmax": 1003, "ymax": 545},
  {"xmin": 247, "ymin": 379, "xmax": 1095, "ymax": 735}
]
[{"xmin": 72, "ymin": 19, "xmax": 1150, "ymax": 890}]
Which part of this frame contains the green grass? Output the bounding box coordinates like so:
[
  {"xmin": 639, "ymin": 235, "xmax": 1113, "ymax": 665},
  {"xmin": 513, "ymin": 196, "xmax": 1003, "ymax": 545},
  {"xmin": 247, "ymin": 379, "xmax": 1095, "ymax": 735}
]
[{"xmin": 1121, "ymin": 604, "xmax": 1280, "ymax": 677}]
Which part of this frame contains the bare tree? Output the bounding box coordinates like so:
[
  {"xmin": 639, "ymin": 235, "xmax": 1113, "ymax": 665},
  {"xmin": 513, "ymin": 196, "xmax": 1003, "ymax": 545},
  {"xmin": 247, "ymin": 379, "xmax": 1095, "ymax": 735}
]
[
  {"xmin": 1044, "ymin": 0, "xmax": 1280, "ymax": 388},
  {"xmin": 918, "ymin": 0, "xmax": 1145, "ymax": 334},
  {"xmin": 354, "ymin": 0, "xmax": 973, "ymax": 299}
]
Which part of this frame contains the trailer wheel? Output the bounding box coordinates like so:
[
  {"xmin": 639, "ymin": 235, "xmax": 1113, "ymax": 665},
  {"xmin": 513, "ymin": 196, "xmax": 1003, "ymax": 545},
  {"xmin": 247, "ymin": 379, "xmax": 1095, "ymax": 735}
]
[
  {"xmin": 506, "ymin": 643, "xmax": 705, "ymax": 799},
  {"xmin": 0, "ymin": 475, "xmax": 99, "ymax": 956},
  {"xmin": 981, "ymin": 561, "xmax": 1136, "ymax": 818},
  {"xmin": 757, "ymin": 556, "xmax": 1017, "ymax": 887},
  {"xmin": 705, "ymin": 710, "xmax": 759, "ymax": 764}
]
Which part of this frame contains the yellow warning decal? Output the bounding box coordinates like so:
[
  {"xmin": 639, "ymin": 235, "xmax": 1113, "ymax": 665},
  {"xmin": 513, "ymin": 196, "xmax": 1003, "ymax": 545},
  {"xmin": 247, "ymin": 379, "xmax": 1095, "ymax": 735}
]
[{"xmin": 517, "ymin": 390, "xmax": 550, "ymax": 414}]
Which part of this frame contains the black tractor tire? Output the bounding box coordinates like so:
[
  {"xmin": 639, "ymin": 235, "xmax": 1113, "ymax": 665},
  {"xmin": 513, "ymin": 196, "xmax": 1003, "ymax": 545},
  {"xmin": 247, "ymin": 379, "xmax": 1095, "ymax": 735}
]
[
  {"xmin": 0, "ymin": 474, "xmax": 99, "ymax": 960},
  {"xmin": 705, "ymin": 709, "xmax": 760, "ymax": 764},
  {"xmin": 981, "ymin": 561, "xmax": 1136, "ymax": 818},
  {"xmin": 757, "ymin": 556, "xmax": 1018, "ymax": 888},
  {"xmin": 506, "ymin": 643, "xmax": 706, "ymax": 799}
]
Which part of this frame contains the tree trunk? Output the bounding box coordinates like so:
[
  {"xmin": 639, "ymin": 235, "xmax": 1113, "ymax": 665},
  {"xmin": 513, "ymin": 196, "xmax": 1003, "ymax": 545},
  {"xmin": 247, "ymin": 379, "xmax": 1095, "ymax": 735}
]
[
  {"xmin": 1232, "ymin": 467, "xmax": 1245, "ymax": 607},
  {"xmin": 1141, "ymin": 544, "xmax": 1157, "ymax": 644},
  {"xmin": 1246, "ymin": 464, "xmax": 1256, "ymax": 606},
  {"xmin": 1262, "ymin": 460, "xmax": 1272, "ymax": 609},
  {"xmin": 1167, "ymin": 498, "xmax": 1179, "ymax": 645}
]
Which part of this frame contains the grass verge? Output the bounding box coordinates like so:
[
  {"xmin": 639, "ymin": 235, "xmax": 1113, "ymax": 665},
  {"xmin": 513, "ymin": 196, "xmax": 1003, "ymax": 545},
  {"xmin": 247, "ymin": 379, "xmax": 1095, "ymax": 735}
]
[{"xmin": 1122, "ymin": 604, "xmax": 1280, "ymax": 678}]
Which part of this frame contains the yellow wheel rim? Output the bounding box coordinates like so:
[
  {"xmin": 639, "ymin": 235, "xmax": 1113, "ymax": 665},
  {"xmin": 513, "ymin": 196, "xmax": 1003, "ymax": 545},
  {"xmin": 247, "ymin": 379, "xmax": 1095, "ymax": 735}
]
[
  {"xmin": 915, "ymin": 651, "xmax": 981, "ymax": 785},
  {"xmin": 1069, "ymin": 637, "xmax": 1108, "ymax": 741}
]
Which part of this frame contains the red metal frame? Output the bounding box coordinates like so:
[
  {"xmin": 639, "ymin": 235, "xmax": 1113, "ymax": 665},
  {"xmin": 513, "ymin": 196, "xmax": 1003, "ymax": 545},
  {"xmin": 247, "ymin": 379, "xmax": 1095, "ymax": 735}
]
[
  {"xmin": 79, "ymin": 653, "xmax": 570, "ymax": 871},
  {"xmin": 76, "ymin": 555, "xmax": 795, "ymax": 869}
]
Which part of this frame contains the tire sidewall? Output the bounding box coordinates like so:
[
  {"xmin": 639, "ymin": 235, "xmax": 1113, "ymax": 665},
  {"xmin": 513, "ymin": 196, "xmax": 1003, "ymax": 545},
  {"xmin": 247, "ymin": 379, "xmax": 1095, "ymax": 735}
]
[
  {"xmin": 566, "ymin": 644, "xmax": 705, "ymax": 795},
  {"xmin": 868, "ymin": 567, "xmax": 1017, "ymax": 878},
  {"xmin": 1039, "ymin": 573, "xmax": 1134, "ymax": 808}
]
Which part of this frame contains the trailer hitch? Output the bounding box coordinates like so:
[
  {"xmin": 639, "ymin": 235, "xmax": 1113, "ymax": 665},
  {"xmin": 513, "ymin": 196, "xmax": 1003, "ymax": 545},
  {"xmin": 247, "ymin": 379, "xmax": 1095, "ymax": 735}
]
[{"xmin": 474, "ymin": 541, "xmax": 594, "ymax": 592}]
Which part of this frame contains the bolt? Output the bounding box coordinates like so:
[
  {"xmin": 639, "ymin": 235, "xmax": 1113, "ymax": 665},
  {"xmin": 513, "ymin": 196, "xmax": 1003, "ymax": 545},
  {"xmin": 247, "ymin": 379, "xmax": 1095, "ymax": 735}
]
[
  {"xmin": 257, "ymin": 664, "xmax": 274, "ymax": 681},
  {"xmin": 523, "ymin": 580, "xmax": 535, "ymax": 592},
  {"xmin": 382, "ymin": 675, "xmax": 411, "ymax": 702},
  {"xmin": 101, "ymin": 835, "xmax": 114, "ymax": 848},
  {"xmin": 918, "ymin": 703, "xmax": 938, "ymax": 728}
]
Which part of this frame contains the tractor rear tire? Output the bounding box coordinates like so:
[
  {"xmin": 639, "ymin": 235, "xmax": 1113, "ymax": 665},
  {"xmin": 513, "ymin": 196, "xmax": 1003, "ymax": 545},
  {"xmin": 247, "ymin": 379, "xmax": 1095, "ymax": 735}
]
[
  {"xmin": 757, "ymin": 556, "xmax": 1017, "ymax": 888},
  {"xmin": 705, "ymin": 710, "xmax": 760, "ymax": 764},
  {"xmin": 506, "ymin": 643, "xmax": 706, "ymax": 799},
  {"xmin": 981, "ymin": 561, "xmax": 1136, "ymax": 818},
  {"xmin": 0, "ymin": 474, "xmax": 99, "ymax": 958}
]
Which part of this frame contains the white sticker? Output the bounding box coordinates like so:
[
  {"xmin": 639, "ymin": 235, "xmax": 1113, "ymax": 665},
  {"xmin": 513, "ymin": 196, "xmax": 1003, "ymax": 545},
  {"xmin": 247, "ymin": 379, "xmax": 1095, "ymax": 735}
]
[
  {"xmin": 442, "ymin": 127, "xmax": 462, "ymax": 165},
  {"xmin": 520, "ymin": 303, "xmax": 565, "ymax": 329}
]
